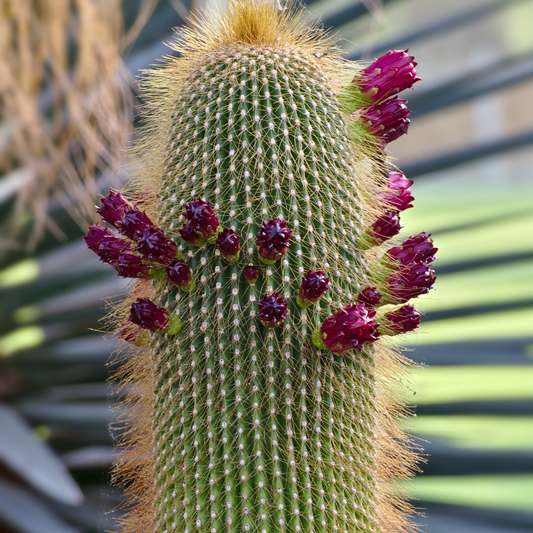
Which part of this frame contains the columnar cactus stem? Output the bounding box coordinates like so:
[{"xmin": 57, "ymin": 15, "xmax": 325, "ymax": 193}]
[{"xmin": 94, "ymin": 3, "xmax": 437, "ymax": 533}]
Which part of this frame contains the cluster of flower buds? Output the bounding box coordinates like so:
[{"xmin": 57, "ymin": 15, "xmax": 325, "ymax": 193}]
[
  {"xmin": 382, "ymin": 232, "xmax": 437, "ymax": 304},
  {"xmin": 256, "ymin": 291, "xmax": 288, "ymax": 328},
  {"xmin": 179, "ymin": 198, "xmax": 220, "ymax": 247},
  {"xmin": 256, "ymin": 218, "xmax": 292, "ymax": 264},
  {"xmin": 352, "ymin": 50, "xmax": 419, "ymax": 147},
  {"xmin": 85, "ymin": 191, "xmax": 198, "ymax": 290},
  {"xmin": 297, "ymin": 270, "xmax": 330, "ymax": 308},
  {"xmin": 312, "ymin": 303, "xmax": 380, "ymax": 354},
  {"xmin": 128, "ymin": 298, "xmax": 182, "ymax": 335}
]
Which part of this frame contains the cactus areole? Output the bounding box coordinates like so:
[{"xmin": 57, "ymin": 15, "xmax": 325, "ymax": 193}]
[{"xmin": 87, "ymin": 2, "xmax": 437, "ymax": 532}]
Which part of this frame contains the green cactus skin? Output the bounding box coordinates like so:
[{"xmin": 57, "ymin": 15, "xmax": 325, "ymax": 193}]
[{"xmin": 113, "ymin": 3, "xmax": 418, "ymax": 533}]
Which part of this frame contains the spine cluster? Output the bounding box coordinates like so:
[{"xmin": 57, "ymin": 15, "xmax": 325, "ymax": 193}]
[{"xmin": 85, "ymin": 5, "xmax": 436, "ymax": 533}]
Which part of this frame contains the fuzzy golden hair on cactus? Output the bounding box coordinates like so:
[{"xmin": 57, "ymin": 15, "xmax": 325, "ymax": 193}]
[{"xmin": 86, "ymin": 2, "xmax": 436, "ymax": 532}]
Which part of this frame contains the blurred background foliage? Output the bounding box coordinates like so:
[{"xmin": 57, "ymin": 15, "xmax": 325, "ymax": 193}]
[{"xmin": 0, "ymin": 0, "xmax": 532, "ymax": 532}]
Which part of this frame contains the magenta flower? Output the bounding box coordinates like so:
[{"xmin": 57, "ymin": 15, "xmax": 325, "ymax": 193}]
[
  {"xmin": 381, "ymin": 305, "xmax": 421, "ymax": 335},
  {"xmin": 244, "ymin": 265, "xmax": 260, "ymax": 284},
  {"xmin": 387, "ymin": 232, "xmax": 437, "ymax": 266},
  {"xmin": 313, "ymin": 303, "xmax": 379, "ymax": 354},
  {"xmin": 388, "ymin": 261, "xmax": 436, "ymax": 303},
  {"xmin": 359, "ymin": 96, "xmax": 411, "ymax": 144},
  {"xmin": 128, "ymin": 298, "xmax": 181, "ymax": 334},
  {"xmin": 367, "ymin": 211, "xmax": 401, "ymax": 246},
  {"xmin": 119, "ymin": 206, "xmax": 154, "ymax": 240},
  {"xmin": 297, "ymin": 270, "xmax": 330, "ymax": 307},
  {"xmin": 96, "ymin": 191, "xmax": 131, "ymax": 229},
  {"xmin": 182, "ymin": 198, "xmax": 219, "ymax": 241},
  {"xmin": 113, "ymin": 251, "xmax": 153, "ymax": 279},
  {"xmin": 134, "ymin": 226, "xmax": 177, "ymax": 265},
  {"xmin": 356, "ymin": 50, "xmax": 420, "ymax": 105},
  {"xmin": 85, "ymin": 224, "xmax": 113, "ymax": 254},
  {"xmin": 356, "ymin": 287, "xmax": 382, "ymax": 308},
  {"xmin": 256, "ymin": 218, "xmax": 292, "ymax": 264},
  {"xmin": 166, "ymin": 260, "xmax": 195, "ymax": 292},
  {"xmin": 216, "ymin": 228, "xmax": 240, "ymax": 262},
  {"xmin": 256, "ymin": 291, "xmax": 288, "ymax": 328},
  {"xmin": 379, "ymin": 171, "xmax": 414, "ymax": 212}
]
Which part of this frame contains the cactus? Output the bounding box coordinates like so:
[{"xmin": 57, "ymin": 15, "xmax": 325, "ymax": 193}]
[{"xmin": 86, "ymin": 2, "xmax": 437, "ymax": 532}]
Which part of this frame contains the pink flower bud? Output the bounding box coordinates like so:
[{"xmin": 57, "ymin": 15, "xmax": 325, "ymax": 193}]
[
  {"xmin": 379, "ymin": 171, "xmax": 414, "ymax": 212},
  {"xmin": 244, "ymin": 265, "xmax": 260, "ymax": 284},
  {"xmin": 128, "ymin": 298, "xmax": 172, "ymax": 333},
  {"xmin": 257, "ymin": 291, "xmax": 288, "ymax": 328},
  {"xmin": 359, "ymin": 96, "xmax": 411, "ymax": 145},
  {"xmin": 368, "ymin": 211, "xmax": 401, "ymax": 245},
  {"xmin": 98, "ymin": 235, "xmax": 131, "ymax": 264},
  {"xmin": 297, "ymin": 270, "xmax": 330, "ymax": 307},
  {"xmin": 97, "ymin": 191, "xmax": 131, "ymax": 229},
  {"xmin": 387, "ymin": 232, "xmax": 437, "ymax": 265},
  {"xmin": 179, "ymin": 224, "xmax": 205, "ymax": 247},
  {"xmin": 85, "ymin": 224, "xmax": 113, "ymax": 254},
  {"xmin": 119, "ymin": 207, "xmax": 154, "ymax": 240},
  {"xmin": 315, "ymin": 303, "xmax": 379, "ymax": 354},
  {"xmin": 113, "ymin": 251, "xmax": 153, "ymax": 279},
  {"xmin": 388, "ymin": 261, "xmax": 436, "ymax": 303},
  {"xmin": 256, "ymin": 219, "xmax": 292, "ymax": 263},
  {"xmin": 356, "ymin": 50, "xmax": 420, "ymax": 105},
  {"xmin": 182, "ymin": 198, "xmax": 219, "ymax": 240},
  {"xmin": 166, "ymin": 260, "xmax": 195, "ymax": 292},
  {"xmin": 356, "ymin": 287, "xmax": 382, "ymax": 307},
  {"xmin": 134, "ymin": 226, "xmax": 177, "ymax": 265},
  {"xmin": 381, "ymin": 305, "xmax": 421, "ymax": 335},
  {"xmin": 216, "ymin": 228, "xmax": 240, "ymax": 262}
]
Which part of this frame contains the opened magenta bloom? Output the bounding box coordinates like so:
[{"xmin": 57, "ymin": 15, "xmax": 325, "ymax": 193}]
[
  {"xmin": 256, "ymin": 218, "xmax": 292, "ymax": 263},
  {"xmin": 315, "ymin": 303, "xmax": 379, "ymax": 354},
  {"xmin": 134, "ymin": 226, "xmax": 177, "ymax": 265},
  {"xmin": 388, "ymin": 261, "xmax": 436, "ymax": 303},
  {"xmin": 298, "ymin": 270, "xmax": 330, "ymax": 307},
  {"xmin": 243, "ymin": 265, "xmax": 260, "ymax": 284},
  {"xmin": 379, "ymin": 171, "xmax": 414, "ymax": 212},
  {"xmin": 216, "ymin": 228, "xmax": 240, "ymax": 262},
  {"xmin": 128, "ymin": 298, "xmax": 179, "ymax": 334},
  {"xmin": 356, "ymin": 287, "xmax": 382, "ymax": 308},
  {"xmin": 382, "ymin": 305, "xmax": 421, "ymax": 335},
  {"xmin": 113, "ymin": 251, "xmax": 153, "ymax": 279},
  {"xmin": 387, "ymin": 232, "xmax": 437, "ymax": 265},
  {"xmin": 97, "ymin": 191, "xmax": 131, "ymax": 229},
  {"xmin": 369, "ymin": 211, "xmax": 401, "ymax": 245},
  {"xmin": 166, "ymin": 260, "xmax": 195, "ymax": 292},
  {"xmin": 182, "ymin": 198, "xmax": 219, "ymax": 240},
  {"xmin": 257, "ymin": 291, "xmax": 288, "ymax": 328},
  {"xmin": 119, "ymin": 206, "xmax": 154, "ymax": 240},
  {"xmin": 360, "ymin": 96, "xmax": 411, "ymax": 144},
  {"xmin": 356, "ymin": 50, "xmax": 420, "ymax": 105}
]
